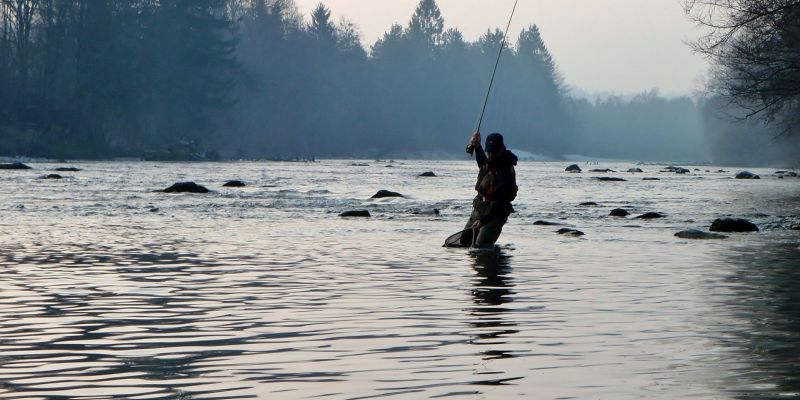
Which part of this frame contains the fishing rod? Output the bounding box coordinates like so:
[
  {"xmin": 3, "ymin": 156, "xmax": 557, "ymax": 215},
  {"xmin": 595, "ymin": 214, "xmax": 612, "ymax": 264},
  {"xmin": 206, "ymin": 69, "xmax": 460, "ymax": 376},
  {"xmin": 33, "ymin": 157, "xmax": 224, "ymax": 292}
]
[{"xmin": 467, "ymin": 0, "xmax": 519, "ymax": 156}]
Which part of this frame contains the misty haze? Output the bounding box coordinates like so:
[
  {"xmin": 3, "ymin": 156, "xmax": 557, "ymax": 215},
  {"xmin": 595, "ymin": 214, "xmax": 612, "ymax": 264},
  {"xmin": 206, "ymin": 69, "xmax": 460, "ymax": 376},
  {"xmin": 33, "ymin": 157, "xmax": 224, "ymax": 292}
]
[{"xmin": 1, "ymin": 0, "xmax": 799, "ymax": 399}]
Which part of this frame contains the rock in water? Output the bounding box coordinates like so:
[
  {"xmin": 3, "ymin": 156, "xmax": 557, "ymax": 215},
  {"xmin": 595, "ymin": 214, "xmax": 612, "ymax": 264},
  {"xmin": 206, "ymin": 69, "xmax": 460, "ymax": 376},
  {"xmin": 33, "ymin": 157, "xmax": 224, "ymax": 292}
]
[
  {"xmin": 594, "ymin": 177, "xmax": 627, "ymax": 182},
  {"xmin": 0, "ymin": 162, "xmax": 31, "ymax": 170},
  {"xmin": 534, "ymin": 220, "xmax": 562, "ymax": 226},
  {"xmin": 223, "ymin": 180, "xmax": 246, "ymax": 187},
  {"xmin": 627, "ymin": 168, "xmax": 644, "ymax": 173},
  {"xmin": 411, "ymin": 208, "xmax": 439, "ymax": 215},
  {"xmin": 54, "ymin": 167, "xmax": 81, "ymax": 172},
  {"xmin": 39, "ymin": 174, "xmax": 63, "ymax": 179},
  {"xmin": 642, "ymin": 177, "xmax": 660, "ymax": 181},
  {"xmin": 636, "ymin": 212, "xmax": 666, "ymax": 219},
  {"xmin": 371, "ymin": 190, "xmax": 403, "ymax": 199},
  {"xmin": 610, "ymin": 208, "xmax": 629, "ymax": 217},
  {"xmin": 164, "ymin": 182, "xmax": 209, "ymax": 193},
  {"xmin": 590, "ymin": 168, "xmax": 615, "ymax": 173},
  {"xmin": 565, "ymin": 164, "xmax": 582, "ymax": 173},
  {"xmin": 710, "ymin": 218, "xmax": 759, "ymax": 232},
  {"xmin": 675, "ymin": 229, "xmax": 728, "ymax": 239},
  {"xmin": 557, "ymin": 228, "xmax": 585, "ymax": 236},
  {"xmin": 580, "ymin": 202, "xmax": 599, "ymax": 206},
  {"xmin": 419, "ymin": 171, "xmax": 436, "ymax": 177},
  {"xmin": 339, "ymin": 210, "xmax": 371, "ymax": 217},
  {"xmin": 735, "ymin": 171, "xmax": 760, "ymax": 179}
]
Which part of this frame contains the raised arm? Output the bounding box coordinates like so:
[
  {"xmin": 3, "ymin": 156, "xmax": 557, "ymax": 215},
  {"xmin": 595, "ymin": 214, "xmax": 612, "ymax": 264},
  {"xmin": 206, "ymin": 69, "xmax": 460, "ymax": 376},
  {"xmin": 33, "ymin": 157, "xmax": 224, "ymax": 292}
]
[{"xmin": 469, "ymin": 132, "xmax": 487, "ymax": 168}]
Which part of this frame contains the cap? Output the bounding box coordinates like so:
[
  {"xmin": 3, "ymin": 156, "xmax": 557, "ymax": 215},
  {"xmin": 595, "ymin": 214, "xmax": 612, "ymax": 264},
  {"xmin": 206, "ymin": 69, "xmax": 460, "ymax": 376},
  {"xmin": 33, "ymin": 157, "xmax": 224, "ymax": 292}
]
[{"xmin": 485, "ymin": 133, "xmax": 504, "ymax": 153}]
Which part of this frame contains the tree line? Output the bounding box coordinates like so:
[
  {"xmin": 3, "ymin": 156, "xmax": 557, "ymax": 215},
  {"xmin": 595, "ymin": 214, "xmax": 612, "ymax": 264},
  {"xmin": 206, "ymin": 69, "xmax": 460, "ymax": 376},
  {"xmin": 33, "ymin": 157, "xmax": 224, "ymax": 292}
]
[{"xmin": 2, "ymin": 0, "xmax": 713, "ymax": 162}]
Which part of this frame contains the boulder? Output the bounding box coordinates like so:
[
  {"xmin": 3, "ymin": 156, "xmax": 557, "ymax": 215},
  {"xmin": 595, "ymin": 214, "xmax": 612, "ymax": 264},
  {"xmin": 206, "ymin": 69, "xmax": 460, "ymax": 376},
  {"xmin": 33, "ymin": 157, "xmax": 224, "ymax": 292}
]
[
  {"xmin": 39, "ymin": 174, "xmax": 63, "ymax": 179},
  {"xmin": 594, "ymin": 177, "xmax": 627, "ymax": 182},
  {"xmin": 627, "ymin": 168, "xmax": 644, "ymax": 173},
  {"xmin": 609, "ymin": 208, "xmax": 629, "ymax": 217},
  {"xmin": 710, "ymin": 218, "xmax": 759, "ymax": 232},
  {"xmin": 636, "ymin": 212, "xmax": 666, "ymax": 219},
  {"xmin": 735, "ymin": 171, "xmax": 760, "ymax": 179},
  {"xmin": 371, "ymin": 189, "xmax": 403, "ymax": 198},
  {"xmin": 534, "ymin": 220, "xmax": 562, "ymax": 226},
  {"xmin": 340, "ymin": 210, "xmax": 370, "ymax": 217},
  {"xmin": 223, "ymin": 180, "xmax": 246, "ymax": 187},
  {"xmin": 557, "ymin": 228, "xmax": 585, "ymax": 236},
  {"xmin": 163, "ymin": 182, "xmax": 209, "ymax": 193},
  {"xmin": 565, "ymin": 164, "xmax": 582, "ymax": 173},
  {"xmin": 675, "ymin": 168, "xmax": 690, "ymax": 174},
  {"xmin": 0, "ymin": 162, "xmax": 31, "ymax": 170},
  {"xmin": 580, "ymin": 202, "xmax": 599, "ymax": 206},
  {"xmin": 419, "ymin": 171, "xmax": 436, "ymax": 177},
  {"xmin": 675, "ymin": 229, "xmax": 728, "ymax": 239},
  {"xmin": 54, "ymin": 167, "xmax": 81, "ymax": 172},
  {"xmin": 790, "ymin": 224, "xmax": 800, "ymax": 230}
]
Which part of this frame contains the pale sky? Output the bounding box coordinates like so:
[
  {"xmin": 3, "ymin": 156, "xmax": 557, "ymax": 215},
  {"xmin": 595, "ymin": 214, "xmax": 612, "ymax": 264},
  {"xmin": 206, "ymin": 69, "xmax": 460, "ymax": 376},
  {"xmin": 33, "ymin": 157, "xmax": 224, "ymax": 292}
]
[{"xmin": 293, "ymin": 0, "xmax": 709, "ymax": 96}]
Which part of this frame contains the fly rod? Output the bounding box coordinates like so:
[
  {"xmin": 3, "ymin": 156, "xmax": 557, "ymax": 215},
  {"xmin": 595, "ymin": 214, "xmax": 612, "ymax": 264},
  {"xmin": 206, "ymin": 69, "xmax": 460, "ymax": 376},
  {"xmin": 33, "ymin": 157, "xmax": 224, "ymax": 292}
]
[{"xmin": 467, "ymin": 0, "xmax": 519, "ymax": 156}]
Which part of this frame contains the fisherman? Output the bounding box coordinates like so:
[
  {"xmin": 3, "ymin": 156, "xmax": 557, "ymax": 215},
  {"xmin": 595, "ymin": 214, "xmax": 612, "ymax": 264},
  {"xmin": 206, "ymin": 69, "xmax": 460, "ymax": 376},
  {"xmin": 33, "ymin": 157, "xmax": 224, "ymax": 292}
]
[{"xmin": 462, "ymin": 131, "xmax": 518, "ymax": 247}]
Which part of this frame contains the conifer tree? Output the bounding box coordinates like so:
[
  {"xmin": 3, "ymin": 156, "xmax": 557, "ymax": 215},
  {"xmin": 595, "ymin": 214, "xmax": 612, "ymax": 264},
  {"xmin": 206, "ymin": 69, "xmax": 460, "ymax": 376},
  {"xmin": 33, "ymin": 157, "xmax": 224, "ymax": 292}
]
[{"xmin": 407, "ymin": 0, "xmax": 444, "ymax": 51}]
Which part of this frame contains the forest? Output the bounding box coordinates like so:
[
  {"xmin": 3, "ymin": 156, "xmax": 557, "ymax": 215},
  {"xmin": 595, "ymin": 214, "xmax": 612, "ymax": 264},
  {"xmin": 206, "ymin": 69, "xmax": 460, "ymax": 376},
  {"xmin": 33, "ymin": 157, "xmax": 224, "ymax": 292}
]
[{"xmin": 0, "ymin": 0, "xmax": 794, "ymax": 164}]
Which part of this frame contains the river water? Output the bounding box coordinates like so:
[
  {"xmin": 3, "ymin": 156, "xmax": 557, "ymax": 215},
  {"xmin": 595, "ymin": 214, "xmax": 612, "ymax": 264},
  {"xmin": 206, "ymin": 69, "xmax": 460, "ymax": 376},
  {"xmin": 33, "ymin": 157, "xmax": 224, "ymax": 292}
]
[{"xmin": 0, "ymin": 160, "xmax": 798, "ymax": 399}]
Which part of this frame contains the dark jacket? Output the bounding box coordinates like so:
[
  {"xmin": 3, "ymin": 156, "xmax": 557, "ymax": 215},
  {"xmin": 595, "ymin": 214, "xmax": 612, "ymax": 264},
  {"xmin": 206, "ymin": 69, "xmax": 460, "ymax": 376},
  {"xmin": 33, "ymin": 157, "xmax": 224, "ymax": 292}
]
[{"xmin": 474, "ymin": 146, "xmax": 518, "ymax": 224}]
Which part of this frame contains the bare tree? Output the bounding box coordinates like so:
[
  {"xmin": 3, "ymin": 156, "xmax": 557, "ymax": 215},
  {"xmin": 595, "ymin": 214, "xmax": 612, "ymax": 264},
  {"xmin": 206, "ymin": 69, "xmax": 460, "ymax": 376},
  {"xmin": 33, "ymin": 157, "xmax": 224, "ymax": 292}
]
[{"xmin": 685, "ymin": 0, "xmax": 800, "ymax": 134}]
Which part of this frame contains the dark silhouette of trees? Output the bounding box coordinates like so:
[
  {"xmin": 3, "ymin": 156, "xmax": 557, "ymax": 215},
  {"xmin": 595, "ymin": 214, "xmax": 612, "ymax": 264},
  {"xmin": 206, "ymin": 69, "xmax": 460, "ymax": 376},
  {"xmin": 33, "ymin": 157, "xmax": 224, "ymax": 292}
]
[
  {"xmin": 0, "ymin": 0, "xmax": 712, "ymax": 162},
  {"xmin": 685, "ymin": 0, "xmax": 800, "ymax": 135}
]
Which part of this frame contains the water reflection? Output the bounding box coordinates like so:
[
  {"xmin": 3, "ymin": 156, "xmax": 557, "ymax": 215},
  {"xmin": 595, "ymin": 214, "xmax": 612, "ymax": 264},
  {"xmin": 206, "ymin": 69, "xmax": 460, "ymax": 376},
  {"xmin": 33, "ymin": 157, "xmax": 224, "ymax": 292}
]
[
  {"xmin": 0, "ymin": 246, "xmax": 256, "ymax": 400},
  {"xmin": 466, "ymin": 250, "xmax": 522, "ymax": 385},
  {"xmin": 716, "ymin": 242, "xmax": 800, "ymax": 399}
]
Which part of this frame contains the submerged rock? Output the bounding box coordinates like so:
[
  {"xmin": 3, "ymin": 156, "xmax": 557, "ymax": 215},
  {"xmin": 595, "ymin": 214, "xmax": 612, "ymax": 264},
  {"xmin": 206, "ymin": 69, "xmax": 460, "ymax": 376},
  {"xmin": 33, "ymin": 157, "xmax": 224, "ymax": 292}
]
[
  {"xmin": 642, "ymin": 177, "xmax": 661, "ymax": 181},
  {"xmin": 594, "ymin": 177, "xmax": 627, "ymax": 182},
  {"xmin": 773, "ymin": 170, "xmax": 797, "ymax": 177},
  {"xmin": 371, "ymin": 189, "xmax": 403, "ymax": 199},
  {"xmin": 534, "ymin": 220, "xmax": 562, "ymax": 226},
  {"xmin": 662, "ymin": 166, "xmax": 690, "ymax": 174},
  {"xmin": 411, "ymin": 208, "xmax": 440, "ymax": 215},
  {"xmin": 557, "ymin": 228, "xmax": 585, "ymax": 236},
  {"xmin": 565, "ymin": 164, "xmax": 582, "ymax": 173},
  {"xmin": 339, "ymin": 210, "xmax": 370, "ymax": 217},
  {"xmin": 418, "ymin": 171, "xmax": 436, "ymax": 177},
  {"xmin": 39, "ymin": 174, "xmax": 63, "ymax": 179},
  {"xmin": 675, "ymin": 229, "xmax": 728, "ymax": 239},
  {"xmin": 610, "ymin": 208, "xmax": 629, "ymax": 217},
  {"xmin": 627, "ymin": 168, "xmax": 644, "ymax": 173},
  {"xmin": 710, "ymin": 218, "xmax": 759, "ymax": 232},
  {"xmin": 54, "ymin": 167, "xmax": 81, "ymax": 172},
  {"xmin": 636, "ymin": 212, "xmax": 666, "ymax": 219},
  {"xmin": 580, "ymin": 202, "xmax": 599, "ymax": 206},
  {"xmin": 223, "ymin": 180, "xmax": 246, "ymax": 187},
  {"xmin": 164, "ymin": 182, "xmax": 209, "ymax": 193},
  {"xmin": 735, "ymin": 171, "xmax": 760, "ymax": 179},
  {"xmin": 590, "ymin": 168, "xmax": 616, "ymax": 173},
  {"xmin": 0, "ymin": 162, "xmax": 31, "ymax": 170}
]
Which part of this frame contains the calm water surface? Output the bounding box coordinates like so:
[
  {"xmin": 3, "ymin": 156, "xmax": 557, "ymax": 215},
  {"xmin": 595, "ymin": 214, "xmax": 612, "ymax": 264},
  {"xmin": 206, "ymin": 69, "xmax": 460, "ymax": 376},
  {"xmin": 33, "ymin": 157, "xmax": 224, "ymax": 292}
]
[{"xmin": 0, "ymin": 160, "xmax": 798, "ymax": 399}]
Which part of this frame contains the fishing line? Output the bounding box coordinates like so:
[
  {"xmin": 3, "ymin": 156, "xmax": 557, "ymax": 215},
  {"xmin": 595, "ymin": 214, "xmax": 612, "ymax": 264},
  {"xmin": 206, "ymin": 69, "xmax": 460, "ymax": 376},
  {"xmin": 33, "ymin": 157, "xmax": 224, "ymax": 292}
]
[{"xmin": 474, "ymin": 0, "xmax": 519, "ymax": 135}]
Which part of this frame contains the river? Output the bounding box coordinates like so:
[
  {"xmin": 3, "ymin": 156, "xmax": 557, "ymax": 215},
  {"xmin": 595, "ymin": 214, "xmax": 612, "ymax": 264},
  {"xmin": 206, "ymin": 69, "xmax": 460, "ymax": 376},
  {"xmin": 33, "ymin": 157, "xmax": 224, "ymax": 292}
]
[{"xmin": 1, "ymin": 160, "xmax": 798, "ymax": 399}]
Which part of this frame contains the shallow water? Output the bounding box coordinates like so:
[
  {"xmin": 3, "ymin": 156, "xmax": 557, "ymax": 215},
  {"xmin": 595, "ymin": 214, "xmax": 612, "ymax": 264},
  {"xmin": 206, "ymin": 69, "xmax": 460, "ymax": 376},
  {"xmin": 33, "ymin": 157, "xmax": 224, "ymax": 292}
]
[{"xmin": 0, "ymin": 160, "xmax": 798, "ymax": 399}]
